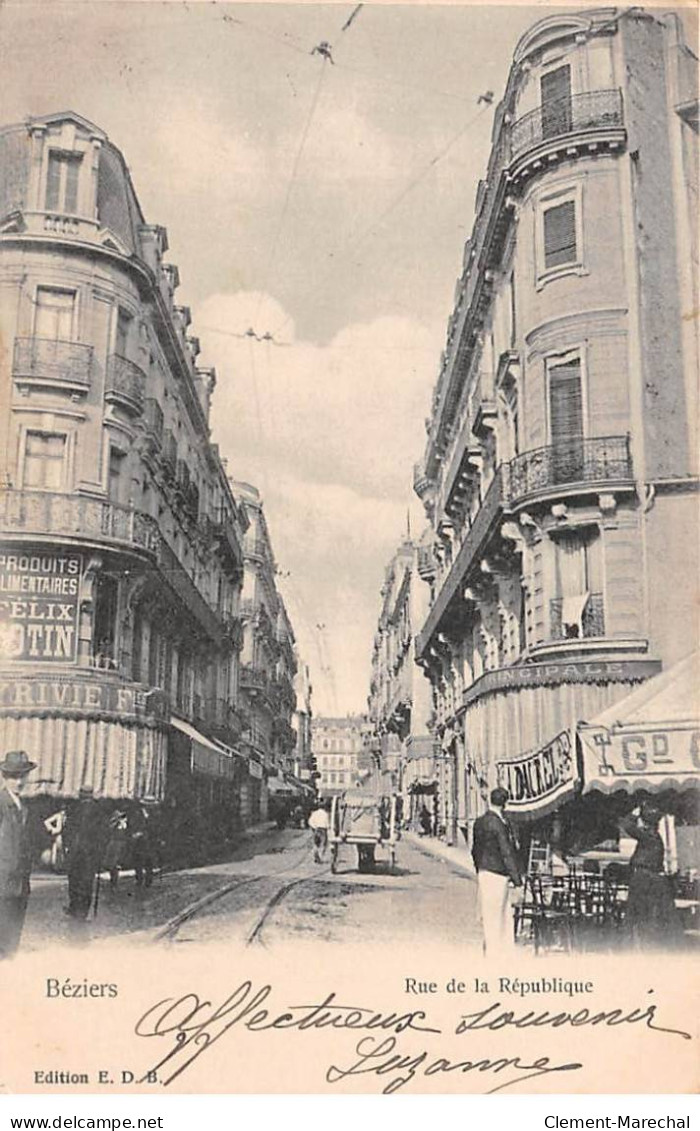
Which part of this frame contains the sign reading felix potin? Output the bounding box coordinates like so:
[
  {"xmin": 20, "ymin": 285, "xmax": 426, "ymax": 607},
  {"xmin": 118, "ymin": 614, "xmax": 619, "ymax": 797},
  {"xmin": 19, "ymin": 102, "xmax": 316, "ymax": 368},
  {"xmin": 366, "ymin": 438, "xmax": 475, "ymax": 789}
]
[
  {"xmin": 496, "ymin": 728, "xmax": 577, "ymax": 817},
  {"xmin": 0, "ymin": 550, "xmax": 82, "ymax": 663}
]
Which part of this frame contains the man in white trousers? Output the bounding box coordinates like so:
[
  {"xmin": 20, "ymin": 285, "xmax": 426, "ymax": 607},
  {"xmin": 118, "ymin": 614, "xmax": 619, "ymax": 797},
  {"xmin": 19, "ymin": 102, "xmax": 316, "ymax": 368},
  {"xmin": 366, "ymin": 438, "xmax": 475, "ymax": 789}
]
[{"xmin": 471, "ymin": 787, "xmax": 523, "ymax": 956}]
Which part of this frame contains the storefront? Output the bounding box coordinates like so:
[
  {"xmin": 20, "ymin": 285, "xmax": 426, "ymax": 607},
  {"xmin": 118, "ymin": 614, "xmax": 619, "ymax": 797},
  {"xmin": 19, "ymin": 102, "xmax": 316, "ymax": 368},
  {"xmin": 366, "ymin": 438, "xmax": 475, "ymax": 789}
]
[{"xmin": 165, "ymin": 716, "xmax": 244, "ymax": 864}]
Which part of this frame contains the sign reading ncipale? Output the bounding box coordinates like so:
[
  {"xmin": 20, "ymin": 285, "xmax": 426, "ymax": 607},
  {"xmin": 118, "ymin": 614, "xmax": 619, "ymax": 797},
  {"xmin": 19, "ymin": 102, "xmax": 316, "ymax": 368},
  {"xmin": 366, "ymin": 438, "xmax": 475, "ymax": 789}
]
[
  {"xmin": 496, "ymin": 728, "xmax": 577, "ymax": 817},
  {"xmin": 0, "ymin": 551, "xmax": 81, "ymax": 662}
]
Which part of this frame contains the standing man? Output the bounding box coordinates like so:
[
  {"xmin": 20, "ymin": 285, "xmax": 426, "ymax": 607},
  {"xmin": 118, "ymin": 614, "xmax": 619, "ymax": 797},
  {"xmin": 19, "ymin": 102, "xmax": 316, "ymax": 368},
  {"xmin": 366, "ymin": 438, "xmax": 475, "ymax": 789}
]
[
  {"xmin": 471, "ymin": 787, "xmax": 522, "ymax": 956},
  {"xmin": 308, "ymin": 800, "xmax": 329, "ymax": 864},
  {"xmin": 0, "ymin": 750, "xmax": 37, "ymax": 959}
]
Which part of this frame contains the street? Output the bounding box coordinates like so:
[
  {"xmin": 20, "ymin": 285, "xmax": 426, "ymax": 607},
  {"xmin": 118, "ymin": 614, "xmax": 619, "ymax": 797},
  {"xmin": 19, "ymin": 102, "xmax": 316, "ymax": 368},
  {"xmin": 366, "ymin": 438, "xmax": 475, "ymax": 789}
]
[{"xmin": 21, "ymin": 827, "xmax": 481, "ymax": 951}]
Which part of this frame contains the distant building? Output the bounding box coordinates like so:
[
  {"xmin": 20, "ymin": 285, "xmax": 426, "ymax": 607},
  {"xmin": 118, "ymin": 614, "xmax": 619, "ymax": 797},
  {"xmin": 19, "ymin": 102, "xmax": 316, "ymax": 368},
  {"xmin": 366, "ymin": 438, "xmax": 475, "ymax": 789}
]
[
  {"xmin": 311, "ymin": 716, "xmax": 372, "ymax": 797},
  {"xmin": 367, "ymin": 537, "xmax": 437, "ymax": 830},
  {"xmin": 293, "ymin": 660, "xmax": 313, "ymax": 782},
  {"xmin": 413, "ymin": 10, "xmax": 699, "ymax": 854}
]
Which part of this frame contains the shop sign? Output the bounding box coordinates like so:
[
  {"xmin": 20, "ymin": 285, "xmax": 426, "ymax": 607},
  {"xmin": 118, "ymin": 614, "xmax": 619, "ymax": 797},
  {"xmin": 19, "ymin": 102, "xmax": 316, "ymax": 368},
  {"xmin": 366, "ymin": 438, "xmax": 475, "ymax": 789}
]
[
  {"xmin": 580, "ymin": 723, "xmax": 700, "ymax": 791},
  {"xmin": 0, "ymin": 551, "xmax": 81, "ymax": 663},
  {"xmin": 248, "ymin": 757, "xmax": 263, "ymax": 779},
  {"xmin": 0, "ymin": 676, "xmax": 167, "ymax": 720},
  {"xmin": 463, "ymin": 658, "xmax": 661, "ymax": 708},
  {"xmin": 496, "ymin": 729, "xmax": 577, "ymax": 816}
]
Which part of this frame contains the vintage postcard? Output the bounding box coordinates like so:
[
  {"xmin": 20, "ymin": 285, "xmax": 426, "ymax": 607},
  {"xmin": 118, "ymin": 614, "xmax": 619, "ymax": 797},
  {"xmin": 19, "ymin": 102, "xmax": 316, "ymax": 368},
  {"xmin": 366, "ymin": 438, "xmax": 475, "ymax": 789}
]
[{"xmin": 0, "ymin": 0, "xmax": 698, "ymax": 1098}]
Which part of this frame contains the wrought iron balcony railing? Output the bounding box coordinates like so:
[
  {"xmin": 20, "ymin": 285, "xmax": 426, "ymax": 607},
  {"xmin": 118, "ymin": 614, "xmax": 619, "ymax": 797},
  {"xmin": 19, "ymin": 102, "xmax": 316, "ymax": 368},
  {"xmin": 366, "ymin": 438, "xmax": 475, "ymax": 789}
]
[
  {"xmin": 240, "ymin": 663, "xmax": 269, "ymax": 692},
  {"xmin": 106, "ymin": 354, "xmax": 146, "ymax": 413},
  {"xmin": 13, "ymin": 336, "xmax": 93, "ymax": 391},
  {"xmin": 0, "ymin": 488, "xmax": 160, "ymax": 553},
  {"xmin": 549, "ymin": 593, "xmax": 605, "ymax": 640},
  {"xmin": 505, "ymin": 435, "xmax": 632, "ymax": 506},
  {"xmin": 510, "ymin": 89, "xmax": 624, "ymax": 165},
  {"xmin": 143, "ymin": 398, "xmax": 164, "ymax": 444}
]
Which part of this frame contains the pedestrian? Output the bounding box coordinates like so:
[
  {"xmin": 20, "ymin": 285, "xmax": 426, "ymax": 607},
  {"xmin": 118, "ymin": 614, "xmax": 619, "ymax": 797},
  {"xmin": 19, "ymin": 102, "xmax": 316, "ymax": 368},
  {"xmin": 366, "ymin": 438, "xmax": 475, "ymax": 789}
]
[
  {"xmin": 64, "ymin": 786, "xmax": 104, "ymax": 920},
  {"xmin": 0, "ymin": 750, "xmax": 37, "ymax": 959},
  {"xmin": 129, "ymin": 797, "xmax": 158, "ymax": 888},
  {"xmin": 419, "ymin": 805, "xmax": 432, "ymax": 837},
  {"xmin": 44, "ymin": 806, "xmax": 67, "ymax": 872},
  {"xmin": 103, "ymin": 808, "xmax": 128, "ymax": 889},
  {"xmin": 308, "ymin": 800, "xmax": 329, "ymax": 864},
  {"xmin": 471, "ymin": 787, "xmax": 523, "ymax": 956},
  {"xmin": 618, "ymin": 804, "xmax": 682, "ymax": 949}
]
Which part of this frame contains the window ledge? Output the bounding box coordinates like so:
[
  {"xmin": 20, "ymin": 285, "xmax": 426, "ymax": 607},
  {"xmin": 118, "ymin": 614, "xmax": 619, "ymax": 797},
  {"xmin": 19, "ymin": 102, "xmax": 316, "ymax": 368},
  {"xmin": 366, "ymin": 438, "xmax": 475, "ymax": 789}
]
[{"xmin": 536, "ymin": 263, "xmax": 589, "ymax": 291}]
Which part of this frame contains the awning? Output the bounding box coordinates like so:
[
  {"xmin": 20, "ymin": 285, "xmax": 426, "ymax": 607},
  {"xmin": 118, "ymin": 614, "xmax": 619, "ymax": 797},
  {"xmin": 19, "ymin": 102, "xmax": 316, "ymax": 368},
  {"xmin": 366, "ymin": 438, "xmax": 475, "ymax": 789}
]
[
  {"xmin": 496, "ymin": 728, "xmax": 578, "ymax": 819},
  {"xmin": 170, "ymin": 716, "xmax": 239, "ymax": 781},
  {"xmin": 578, "ymin": 652, "xmax": 700, "ymax": 796},
  {"xmin": 267, "ymin": 775, "xmax": 295, "ymax": 796}
]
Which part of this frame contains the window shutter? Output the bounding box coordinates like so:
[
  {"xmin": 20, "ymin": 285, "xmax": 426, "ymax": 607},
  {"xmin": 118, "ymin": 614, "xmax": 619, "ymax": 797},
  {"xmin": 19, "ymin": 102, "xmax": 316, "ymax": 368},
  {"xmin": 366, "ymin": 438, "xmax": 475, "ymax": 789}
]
[
  {"xmin": 549, "ymin": 359, "xmax": 583, "ymax": 442},
  {"xmin": 45, "ymin": 154, "xmax": 61, "ymax": 211},
  {"xmin": 541, "ymin": 65, "xmax": 572, "ymax": 139},
  {"xmin": 544, "ymin": 200, "xmax": 577, "ymax": 269}
]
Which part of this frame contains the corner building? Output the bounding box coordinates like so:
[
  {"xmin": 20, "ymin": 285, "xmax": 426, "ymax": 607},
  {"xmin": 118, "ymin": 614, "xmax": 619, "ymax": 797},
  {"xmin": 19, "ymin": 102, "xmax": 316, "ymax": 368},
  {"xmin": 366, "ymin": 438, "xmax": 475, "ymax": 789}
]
[
  {"xmin": 414, "ymin": 12, "xmax": 699, "ymax": 851},
  {"xmin": 0, "ymin": 111, "xmax": 250, "ymax": 839}
]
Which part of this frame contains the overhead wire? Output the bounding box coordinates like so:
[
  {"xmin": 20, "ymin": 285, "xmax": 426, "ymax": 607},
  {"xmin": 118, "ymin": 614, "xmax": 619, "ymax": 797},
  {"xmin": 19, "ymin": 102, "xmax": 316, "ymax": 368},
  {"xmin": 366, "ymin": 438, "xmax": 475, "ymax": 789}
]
[{"xmin": 270, "ymin": 101, "xmax": 492, "ymax": 339}]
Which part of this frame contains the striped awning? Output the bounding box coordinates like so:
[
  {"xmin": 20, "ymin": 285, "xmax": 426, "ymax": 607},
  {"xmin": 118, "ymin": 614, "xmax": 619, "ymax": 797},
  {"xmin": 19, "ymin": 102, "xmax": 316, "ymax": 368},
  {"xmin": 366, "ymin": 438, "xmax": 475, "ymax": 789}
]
[
  {"xmin": 578, "ymin": 652, "xmax": 700, "ymax": 796},
  {"xmin": 0, "ymin": 713, "xmax": 166, "ymax": 800},
  {"xmin": 170, "ymin": 716, "xmax": 239, "ymax": 781}
]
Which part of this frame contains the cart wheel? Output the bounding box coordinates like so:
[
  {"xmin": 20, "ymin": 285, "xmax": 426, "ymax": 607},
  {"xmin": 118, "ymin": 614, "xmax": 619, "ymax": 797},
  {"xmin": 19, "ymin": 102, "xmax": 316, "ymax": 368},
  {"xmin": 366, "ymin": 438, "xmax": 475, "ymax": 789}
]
[{"xmin": 330, "ymin": 846, "xmax": 338, "ymax": 874}]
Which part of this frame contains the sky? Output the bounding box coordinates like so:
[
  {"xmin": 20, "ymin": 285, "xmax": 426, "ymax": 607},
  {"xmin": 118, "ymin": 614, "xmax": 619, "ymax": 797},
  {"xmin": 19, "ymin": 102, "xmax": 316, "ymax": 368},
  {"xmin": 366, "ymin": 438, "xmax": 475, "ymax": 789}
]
[{"xmin": 2, "ymin": 1, "xmax": 695, "ymax": 715}]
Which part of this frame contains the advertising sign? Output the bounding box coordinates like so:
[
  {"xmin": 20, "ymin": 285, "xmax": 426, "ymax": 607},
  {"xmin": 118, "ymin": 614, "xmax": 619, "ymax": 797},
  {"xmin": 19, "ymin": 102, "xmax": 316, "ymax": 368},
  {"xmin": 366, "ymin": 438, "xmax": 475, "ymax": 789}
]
[
  {"xmin": 579, "ymin": 722, "xmax": 700, "ymax": 793},
  {"xmin": 0, "ymin": 550, "xmax": 82, "ymax": 663}
]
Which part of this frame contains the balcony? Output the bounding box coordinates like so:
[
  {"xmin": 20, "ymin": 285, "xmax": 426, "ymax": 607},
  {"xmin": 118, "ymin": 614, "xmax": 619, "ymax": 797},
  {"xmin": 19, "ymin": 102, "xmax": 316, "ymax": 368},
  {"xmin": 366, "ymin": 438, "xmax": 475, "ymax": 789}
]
[
  {"xmin": 505, "ymin": 435, "xmax": 633, "ymax": 509},
  {"xmin": 143, "ymin": 398, "xmax": 164, "ymax": 448},
  {"xmin": 510, "ymin": 89, "xmax": 625, "ymax": 177},
  {"xmin": 240, "ymin": 663, "xmax": 269, "ymax": 693},
  {"xmin": 0, "ymin": 488, "xmax": 160, "ymax": 555},
  {"xmin": 221, "ymin": 612, "xmax": 244, "ymax": 651},
  {"xmin": 549, "ymin": 593, "xmax": 605, "ymax": 641},
  {"xmin": 212, "ymin": 514, "xmax": 243, "ymax": 578},
  {"xmin": 105, "ymin": 355, "xmax": 146, "ymax": 414},
  {"xmin": 416, "ymin": 468, "xmax": 504, "ymax": 659},
  {"xmin": 156, "ymin": 537, "xmax": 228, "ymax": 646},
  {"xmin": 161, "ymin": 429, "xmax": 177, "ymax": 477},
  {"xmin": 13, "ymin": 337, "xmax": 93, "ymax": 395}
]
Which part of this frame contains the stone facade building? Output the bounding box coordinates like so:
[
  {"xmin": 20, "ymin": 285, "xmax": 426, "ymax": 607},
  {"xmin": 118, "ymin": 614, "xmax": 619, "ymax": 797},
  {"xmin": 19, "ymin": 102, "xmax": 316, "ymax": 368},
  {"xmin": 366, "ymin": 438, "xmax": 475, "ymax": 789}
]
[
  {"xmin": 368, "ymin": 537, "xmax": 437, "ymax": 830},
  {"xmin": 234, "ymin": 482, "xmax": 299, "ymax": 820},
  {"xmin": 413, "ymin": 11, "xmax": 699, "ymax": 847},
  {"xmin": 311, "ymin": 715, "xmax": 372, "ymax": 797},
  {"xmin": 0, "ymin": 110, "xmax": 300, "ymax": 850}
]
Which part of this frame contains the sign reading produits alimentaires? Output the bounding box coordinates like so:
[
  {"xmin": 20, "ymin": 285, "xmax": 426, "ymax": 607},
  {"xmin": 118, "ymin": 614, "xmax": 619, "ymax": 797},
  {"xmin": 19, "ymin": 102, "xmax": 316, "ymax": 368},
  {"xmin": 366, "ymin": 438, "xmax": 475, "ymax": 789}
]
[
  {"xmin": 0, "ymin": 550, "xmax": 82, "ymax": 663},
  {"xmin": 496, "ymin": 728, "xmax": 577, "ymax": 817}
]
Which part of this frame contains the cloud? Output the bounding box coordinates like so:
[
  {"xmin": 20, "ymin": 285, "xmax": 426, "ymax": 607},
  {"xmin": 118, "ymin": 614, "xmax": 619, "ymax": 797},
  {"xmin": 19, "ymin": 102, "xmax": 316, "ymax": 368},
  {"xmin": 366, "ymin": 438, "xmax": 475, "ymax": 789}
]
[{"xmin": 196, "ymin": 291, "xmax": 439, "ymax": 713}]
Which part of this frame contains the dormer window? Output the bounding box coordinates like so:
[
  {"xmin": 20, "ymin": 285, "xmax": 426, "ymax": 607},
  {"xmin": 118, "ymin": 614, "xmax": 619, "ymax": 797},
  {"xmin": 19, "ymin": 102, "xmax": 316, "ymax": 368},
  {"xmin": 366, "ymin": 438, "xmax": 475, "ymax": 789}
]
[{"xmin": 45, "ymin": 150, "xmax": 82, "ymax": 214}]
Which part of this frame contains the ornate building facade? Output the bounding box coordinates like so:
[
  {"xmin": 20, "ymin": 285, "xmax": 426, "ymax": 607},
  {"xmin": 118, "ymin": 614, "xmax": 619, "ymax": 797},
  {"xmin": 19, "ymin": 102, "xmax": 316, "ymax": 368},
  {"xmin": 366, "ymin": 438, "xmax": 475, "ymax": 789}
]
[
  {"xmin": 311, "ymin": 716, "xmax": 372, "ymax": 798},
  {"xmin": 234, "ymin": 482, "xmax": 299, "ymax": 821},
  {"xmin": 413, "ymin": 11, "xmax": 699, "ymax": 844},
  {"xmin": 368, "ymin": 537, "xmax": 437, "ymax": 830}
]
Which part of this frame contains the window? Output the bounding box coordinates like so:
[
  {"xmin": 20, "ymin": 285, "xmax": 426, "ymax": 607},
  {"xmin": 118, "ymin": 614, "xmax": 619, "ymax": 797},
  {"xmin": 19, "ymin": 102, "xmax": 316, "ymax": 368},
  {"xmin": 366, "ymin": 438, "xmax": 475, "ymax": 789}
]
[
  {"xmin": 34, "ymin": 288, "xmax": 75, "ymax": 341},
  {"xmin": 45, "ymin": 151, "xmax": 82, "ymax": 214},
  {"xmin": 540, "ymin": 65, "xmax": 572, "ymax": 140},
  {"xmin": 108, "ymin": 447, "xmax": 126, "ymax": 503},
  {"xmin": 115, "ymin": 308, "xmax": 132, "ymax": 357},
  {"xmin": 92, "ymin": 574, "xmax": 119, "ymax": 668},
  {"xmin": 543, "ymin": 200, "xmax": 577, "ymax": 270},
  {"xmin": 548, "ymin": 355, "xmax": 584, "ymax": 485},
  {"xmin": 23, "ymin": 432, "xmax": 67, "ymax": 491}
]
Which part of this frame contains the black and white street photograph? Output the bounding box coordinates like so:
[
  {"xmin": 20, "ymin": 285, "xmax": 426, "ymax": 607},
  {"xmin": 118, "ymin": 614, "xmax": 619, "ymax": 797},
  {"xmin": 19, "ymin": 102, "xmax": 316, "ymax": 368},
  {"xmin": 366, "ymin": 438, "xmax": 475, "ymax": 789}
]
[{"xmin": 0, "ymin": 1, "xmax": 698, "ymax": 968}]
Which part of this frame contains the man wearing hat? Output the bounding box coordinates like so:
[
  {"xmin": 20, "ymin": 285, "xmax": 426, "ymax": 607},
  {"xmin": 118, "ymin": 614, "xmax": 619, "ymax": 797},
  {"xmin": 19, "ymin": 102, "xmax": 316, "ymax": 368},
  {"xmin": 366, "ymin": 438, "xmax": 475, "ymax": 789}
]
[{"xmin": 0, "ymin": 750, "xmax": 36, "ymax": 958}]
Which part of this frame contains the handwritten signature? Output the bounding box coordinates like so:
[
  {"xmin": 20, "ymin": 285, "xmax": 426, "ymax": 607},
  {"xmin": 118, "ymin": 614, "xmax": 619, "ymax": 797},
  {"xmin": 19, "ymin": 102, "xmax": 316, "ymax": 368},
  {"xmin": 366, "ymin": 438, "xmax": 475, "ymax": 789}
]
[{"xmin": 133, "ymin": 980, "xmax": 692, "ymax": 1093}]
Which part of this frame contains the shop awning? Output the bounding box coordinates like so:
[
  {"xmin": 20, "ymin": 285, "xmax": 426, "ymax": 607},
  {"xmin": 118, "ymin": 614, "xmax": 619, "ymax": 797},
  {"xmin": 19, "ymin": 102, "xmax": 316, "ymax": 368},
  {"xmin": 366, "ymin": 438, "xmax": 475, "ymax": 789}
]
[
  {"xmin": 170, "ymin": 716, "xmax": 239, "ymax": 781},
  {"xmin": 578, "ymin": 652, "xmax": 700, "ymax": 796},
  {"xmin": 496, "ymin": 727, "xmax": 578, "ymax": 819},
  {"xmin": 267, "ymin": 775, "xmax": 295, "ymax": 796}
]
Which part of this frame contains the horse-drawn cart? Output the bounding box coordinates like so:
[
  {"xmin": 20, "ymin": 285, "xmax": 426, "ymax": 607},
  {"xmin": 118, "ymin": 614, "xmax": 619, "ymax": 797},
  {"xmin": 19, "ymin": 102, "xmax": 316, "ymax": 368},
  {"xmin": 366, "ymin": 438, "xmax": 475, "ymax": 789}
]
[{"xmin": 329, "ymin": 786, "xmax": 401, "ymax": 873}]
